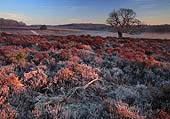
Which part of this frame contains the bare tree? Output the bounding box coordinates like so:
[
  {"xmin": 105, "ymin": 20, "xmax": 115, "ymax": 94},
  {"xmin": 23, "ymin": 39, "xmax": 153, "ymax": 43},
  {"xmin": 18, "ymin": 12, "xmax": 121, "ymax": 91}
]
[{"xmin": 107, "ymin": 8, "xmax": 141, "ymax": 38}]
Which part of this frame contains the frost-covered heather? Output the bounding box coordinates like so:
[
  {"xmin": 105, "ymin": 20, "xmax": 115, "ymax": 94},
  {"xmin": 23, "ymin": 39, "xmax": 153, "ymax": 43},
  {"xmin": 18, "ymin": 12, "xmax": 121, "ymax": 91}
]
[{"xmin": 0, "ymin": 34, "xmax": 170, "ymax": 119}]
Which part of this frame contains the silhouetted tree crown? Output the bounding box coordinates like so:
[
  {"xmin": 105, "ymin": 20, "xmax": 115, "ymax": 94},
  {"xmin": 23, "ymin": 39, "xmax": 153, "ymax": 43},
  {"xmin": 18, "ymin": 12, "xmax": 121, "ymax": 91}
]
[
  {"xmin": 40, "ymin": 25, "xmax": 47, "ymax": 30},
  {"xmin": 107, "ymin": 8, "xmax": 141, "ymax": 37}
]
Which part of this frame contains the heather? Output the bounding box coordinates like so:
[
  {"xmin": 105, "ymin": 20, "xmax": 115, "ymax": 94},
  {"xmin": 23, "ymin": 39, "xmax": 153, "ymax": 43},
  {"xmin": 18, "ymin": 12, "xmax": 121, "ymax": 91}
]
[{"xmin": 0, "ymin": 34, "xmax": 170, "ymax": 119}]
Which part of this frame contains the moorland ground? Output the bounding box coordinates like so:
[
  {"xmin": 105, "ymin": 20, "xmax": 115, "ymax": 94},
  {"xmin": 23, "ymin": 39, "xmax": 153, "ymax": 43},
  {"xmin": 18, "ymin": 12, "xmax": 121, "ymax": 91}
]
[
  {"xmin": 0, "ymin": 34, "xmax": 170, "ymax": 119},
  {"xmin": 1, "ymin": 27, "xmax": 170, "ymax": 39}
]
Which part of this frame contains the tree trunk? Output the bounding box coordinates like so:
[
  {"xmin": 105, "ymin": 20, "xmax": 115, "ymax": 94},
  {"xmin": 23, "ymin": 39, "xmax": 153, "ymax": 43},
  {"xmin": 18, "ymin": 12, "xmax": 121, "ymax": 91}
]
[{"xmin": 117, "ymin": 31, "xmax": 123, "ymax": 38}]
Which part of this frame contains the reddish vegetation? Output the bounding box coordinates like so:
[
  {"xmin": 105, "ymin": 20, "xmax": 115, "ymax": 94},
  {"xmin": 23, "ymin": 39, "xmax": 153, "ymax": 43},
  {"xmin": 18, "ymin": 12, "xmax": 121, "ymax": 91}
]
[
  {"xmin": 155, "ymin": 110, "xmax": 170, "ymax": 119},
  {"xmin": 0, "ymin": 34, "xmax": 170, "ymax": 119},
  {"xmin": 115, "ymin": 102, "xmax": 146, "ymax": 119},
  {"xmin": 54, "ymin": 68, "xmax": 74, "ymax": 83},
  {"xmin": 116, "ymin": 38, "xmax": 170, "ymax": 67}
]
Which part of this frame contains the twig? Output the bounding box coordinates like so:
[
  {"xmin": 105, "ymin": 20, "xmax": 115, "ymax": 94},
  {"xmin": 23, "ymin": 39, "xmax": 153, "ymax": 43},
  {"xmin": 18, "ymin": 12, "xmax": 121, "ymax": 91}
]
[
  {"xmin": 66, "ymin": 78, "xmax": 101, "ymax": 100},
  {"xmin": 83, "ymin": 78, "xmax": 100, "ymax": 89},
  {"xmin": 35, "ymin": 78, "xmax": 102, "ymax": 110}
]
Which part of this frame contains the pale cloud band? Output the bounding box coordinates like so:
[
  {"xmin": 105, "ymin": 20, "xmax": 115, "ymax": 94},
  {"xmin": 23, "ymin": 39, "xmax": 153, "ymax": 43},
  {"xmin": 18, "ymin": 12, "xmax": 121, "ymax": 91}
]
[{"xmin": 0, "ymin": 12, "xmax": 87, "ymax": 25}]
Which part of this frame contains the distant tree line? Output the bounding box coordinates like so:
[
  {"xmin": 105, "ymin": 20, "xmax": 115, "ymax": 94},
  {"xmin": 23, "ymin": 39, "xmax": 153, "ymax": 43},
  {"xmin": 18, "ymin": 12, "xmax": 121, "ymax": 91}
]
[
  {"xmin": 143, "ymin": 25, "xmax": 170, "ymax": 33},
  {"xmin": 119, "ymin": 24, "xmax": 170, "ymax": 34},
  {"xmin": 0, "ymin": 18, "xmax": 26, "ymax": 27}
]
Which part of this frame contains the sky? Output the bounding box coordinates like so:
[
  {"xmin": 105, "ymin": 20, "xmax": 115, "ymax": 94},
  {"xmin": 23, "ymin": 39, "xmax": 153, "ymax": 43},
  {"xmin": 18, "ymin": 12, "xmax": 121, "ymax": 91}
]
[{"xmin": 0, "ymin": 0, "xmax": 170, "ymax": 25}]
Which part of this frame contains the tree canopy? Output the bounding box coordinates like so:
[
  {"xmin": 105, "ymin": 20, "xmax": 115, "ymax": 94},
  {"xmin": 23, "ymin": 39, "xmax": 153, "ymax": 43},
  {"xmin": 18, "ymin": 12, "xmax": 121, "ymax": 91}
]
[{"xmin": 107, "ymin": 8, "xmax": 141, "ymax": 37}]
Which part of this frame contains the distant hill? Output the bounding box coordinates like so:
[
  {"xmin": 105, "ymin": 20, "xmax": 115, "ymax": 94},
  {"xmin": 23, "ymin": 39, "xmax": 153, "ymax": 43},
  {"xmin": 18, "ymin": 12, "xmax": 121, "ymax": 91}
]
[
  {"xmin": 48, "ymin": 23, "xmax": 170, "ymax": 33},
  {"xmin": 144, "ymin": 24, "xmax": 170, "ymax": 33},
  {"xmin": 31, "ymin": 23, "xmax": 112, "ymax": 31},
  {"xmin": 5, "ymin": 22, "xmax": 170, "ymax": 33},
  {"xmin": 55, "ymin": 23, "xmax": 112, "ymax": 31},
  {"xmin": 0, "ymin": 18, "xmax": 26, "ymax": 27}
]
